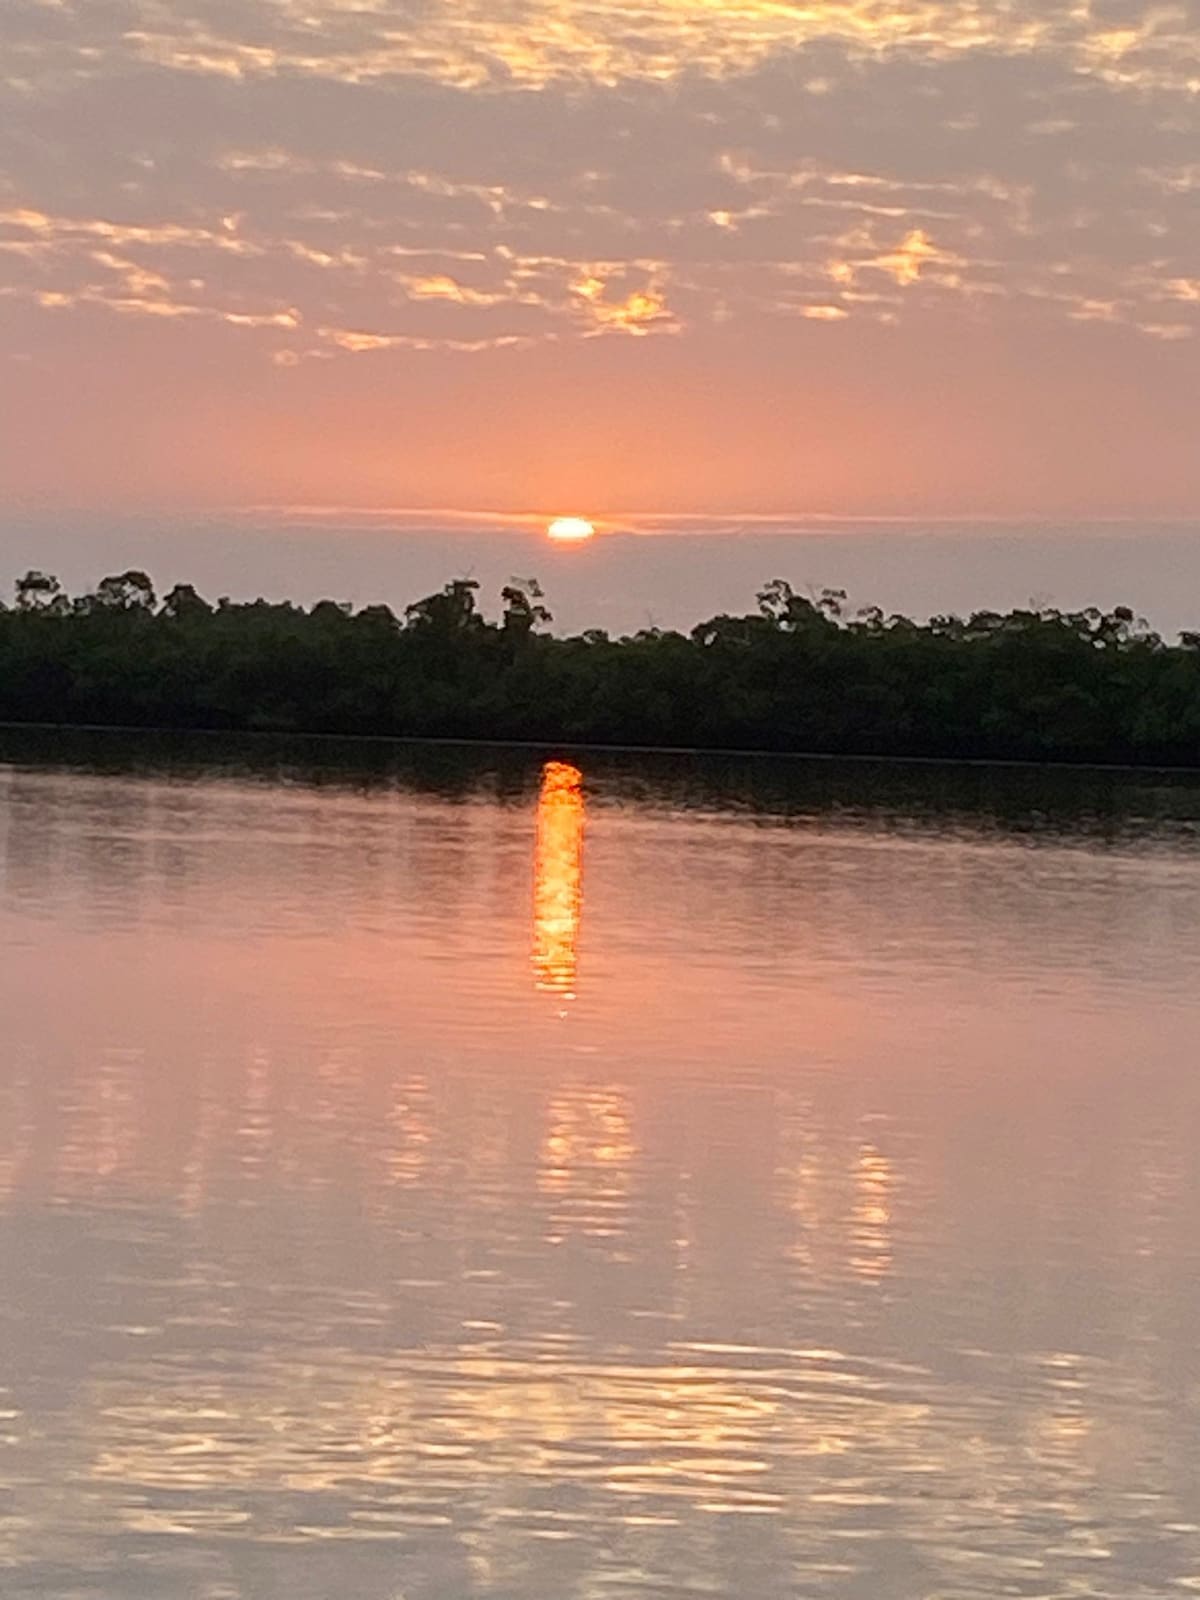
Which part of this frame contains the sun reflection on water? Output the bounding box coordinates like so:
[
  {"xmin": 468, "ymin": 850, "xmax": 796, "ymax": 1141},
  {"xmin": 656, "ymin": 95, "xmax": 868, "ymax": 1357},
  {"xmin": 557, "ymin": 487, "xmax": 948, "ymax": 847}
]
[
  {"xmin": 531, "ymin": 760, "xmax": 585, "ymax": 996},
  {"xmin": 3, "ymin": 761, "xmax": 1200, "ymax": 1593}
]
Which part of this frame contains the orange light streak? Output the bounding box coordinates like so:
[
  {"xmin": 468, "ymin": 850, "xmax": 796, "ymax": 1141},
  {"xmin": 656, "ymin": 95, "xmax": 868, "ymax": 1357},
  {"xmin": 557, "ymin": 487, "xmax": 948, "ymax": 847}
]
[{"xmin": 531, "ymin": 760, "xmax": 585, "ymax": 994}]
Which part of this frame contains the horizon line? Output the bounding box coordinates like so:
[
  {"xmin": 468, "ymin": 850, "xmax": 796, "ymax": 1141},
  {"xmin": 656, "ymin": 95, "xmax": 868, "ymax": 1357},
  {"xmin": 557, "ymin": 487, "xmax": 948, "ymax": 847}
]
[
  {"xmin": 7, "ymin": 504, "xmax": 1200, "ymax": 537},
  {"xmin": 230, "ymin": 505, "xmax": 1200, "ymax": 534}
]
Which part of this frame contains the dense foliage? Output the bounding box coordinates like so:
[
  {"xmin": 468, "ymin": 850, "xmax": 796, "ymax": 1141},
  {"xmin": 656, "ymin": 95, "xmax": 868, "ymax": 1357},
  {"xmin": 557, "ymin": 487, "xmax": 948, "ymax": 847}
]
[{"xmin": 4, "ymin": 568, "xmax": 1200, "ymax": 765}]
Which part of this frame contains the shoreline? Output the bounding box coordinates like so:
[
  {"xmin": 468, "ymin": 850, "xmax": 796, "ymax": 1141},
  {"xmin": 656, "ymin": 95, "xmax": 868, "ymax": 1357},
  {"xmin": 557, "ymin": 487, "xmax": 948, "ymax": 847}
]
[{"xmin": 4, "ymin": 718, "xmax": 1200, "ymax": 778}]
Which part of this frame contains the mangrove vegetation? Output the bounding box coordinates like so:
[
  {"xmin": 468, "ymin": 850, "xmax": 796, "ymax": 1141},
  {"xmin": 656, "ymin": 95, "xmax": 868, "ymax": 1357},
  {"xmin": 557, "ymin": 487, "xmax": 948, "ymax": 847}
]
[{"xmin": 4, "ymin": 568, "xmax": 1200, "ymax": 765}]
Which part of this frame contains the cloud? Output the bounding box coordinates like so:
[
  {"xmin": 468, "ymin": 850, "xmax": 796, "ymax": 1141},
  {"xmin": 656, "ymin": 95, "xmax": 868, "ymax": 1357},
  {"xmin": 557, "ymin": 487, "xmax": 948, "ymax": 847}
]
[
  {"xmin": 5, "ymin": 0, "xmax": 1197, "ymax": 93},
  {"xmin": 0, "ymin": 0, "xmax": 1195, "ymax": 514}
]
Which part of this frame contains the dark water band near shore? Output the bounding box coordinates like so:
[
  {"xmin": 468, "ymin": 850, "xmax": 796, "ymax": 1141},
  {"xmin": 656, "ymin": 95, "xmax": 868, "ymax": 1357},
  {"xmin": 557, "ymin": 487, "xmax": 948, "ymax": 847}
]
[{"xmin": 8, "ymin": 720, "xmax": 1200, "ymax": 850}]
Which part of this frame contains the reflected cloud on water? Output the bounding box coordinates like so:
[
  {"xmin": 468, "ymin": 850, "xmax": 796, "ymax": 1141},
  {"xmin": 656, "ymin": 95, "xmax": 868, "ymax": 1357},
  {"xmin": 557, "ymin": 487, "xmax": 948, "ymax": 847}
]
[{"xmin": 2, "ymin": 742, "xmax": 1200, "ymax": 1596}]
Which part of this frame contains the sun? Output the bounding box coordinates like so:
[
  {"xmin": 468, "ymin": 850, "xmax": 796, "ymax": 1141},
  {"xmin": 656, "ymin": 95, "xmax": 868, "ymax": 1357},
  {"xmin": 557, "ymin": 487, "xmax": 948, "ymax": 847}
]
[{"xmin": 547, "ymin": 516, "xmax": 595, "ymax": 543}]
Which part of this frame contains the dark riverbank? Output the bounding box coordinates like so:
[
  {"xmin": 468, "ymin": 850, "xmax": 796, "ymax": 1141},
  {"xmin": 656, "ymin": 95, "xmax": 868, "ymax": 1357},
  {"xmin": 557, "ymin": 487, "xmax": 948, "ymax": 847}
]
[{"xmin": 5, "ymin": 570, "xmax": 1200, "ymax": 767}]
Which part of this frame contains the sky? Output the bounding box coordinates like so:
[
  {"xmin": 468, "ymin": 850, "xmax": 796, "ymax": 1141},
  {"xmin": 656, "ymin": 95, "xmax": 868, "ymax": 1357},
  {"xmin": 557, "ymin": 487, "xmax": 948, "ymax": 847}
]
[
  {"xmin": 0, "ymin": 0, "xmax": 1197, "ymax": 581},
  {"xmin": 9, "ymin": 514, "xmax": 1200, "ymax": 640}
]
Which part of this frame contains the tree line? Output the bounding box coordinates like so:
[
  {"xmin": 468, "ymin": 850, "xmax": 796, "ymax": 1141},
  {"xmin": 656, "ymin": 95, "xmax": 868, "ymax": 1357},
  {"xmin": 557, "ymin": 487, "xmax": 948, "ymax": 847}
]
[{"xmin": 4, "ymin": 567, "xmax": 1200, "ymax": 765}]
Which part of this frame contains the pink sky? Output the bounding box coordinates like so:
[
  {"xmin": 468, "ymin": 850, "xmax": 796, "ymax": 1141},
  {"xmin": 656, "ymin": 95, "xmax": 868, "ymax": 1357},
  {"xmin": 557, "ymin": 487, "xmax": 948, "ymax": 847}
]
[{"xmin": 1, "ymin": 0, "xmax": 1197, "ymax": 521}]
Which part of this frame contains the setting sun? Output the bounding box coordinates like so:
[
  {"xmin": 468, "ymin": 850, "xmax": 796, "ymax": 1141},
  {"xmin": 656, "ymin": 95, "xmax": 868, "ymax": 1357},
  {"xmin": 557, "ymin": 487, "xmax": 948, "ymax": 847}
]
[{"xmin": 547, "ymin": 517, "xmax": 595, "ymax": 542}]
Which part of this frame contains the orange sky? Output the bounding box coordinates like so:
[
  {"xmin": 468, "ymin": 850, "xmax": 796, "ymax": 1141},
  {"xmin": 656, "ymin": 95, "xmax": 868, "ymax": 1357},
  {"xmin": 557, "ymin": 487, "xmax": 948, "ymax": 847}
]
[{"xmin": 0, "ymin": 0, "xmax": 1197, "ymax": 518}]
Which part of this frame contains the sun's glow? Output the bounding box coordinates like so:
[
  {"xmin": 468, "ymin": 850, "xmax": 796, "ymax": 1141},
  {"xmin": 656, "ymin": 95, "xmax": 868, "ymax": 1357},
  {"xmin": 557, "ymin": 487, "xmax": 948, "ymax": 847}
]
[{"xmin": 547, "ymin": 517, "xmax": 595, "ymax": 542}]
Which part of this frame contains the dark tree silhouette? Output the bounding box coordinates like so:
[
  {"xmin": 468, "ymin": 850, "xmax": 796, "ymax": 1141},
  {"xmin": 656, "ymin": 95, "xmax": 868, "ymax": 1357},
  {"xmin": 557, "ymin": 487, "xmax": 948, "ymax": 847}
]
[
  {"xmin": 501, "ymin": 578, "xmax": 553, "ymax": 640},
  {"xmin": 161, "ymin": 583, "xmax": 213, "ymax": 620},
  {"xmin": 84, "ymin": 571, "xmax": 157, "ymax": 613},
  {"xmin": 15, "ymin": 571, "xmax": 68, "ymax": 614},
  {"xmin": 1, "ymin": 569, "xmax": 1198, "ymax": 765}
]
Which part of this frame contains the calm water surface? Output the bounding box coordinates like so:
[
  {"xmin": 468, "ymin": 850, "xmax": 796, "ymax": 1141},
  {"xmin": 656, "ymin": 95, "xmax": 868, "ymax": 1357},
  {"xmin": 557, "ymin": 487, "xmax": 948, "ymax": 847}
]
[{"xmin": 3, "ymin": 733, "xmax": 1200, "ymax": 1600}]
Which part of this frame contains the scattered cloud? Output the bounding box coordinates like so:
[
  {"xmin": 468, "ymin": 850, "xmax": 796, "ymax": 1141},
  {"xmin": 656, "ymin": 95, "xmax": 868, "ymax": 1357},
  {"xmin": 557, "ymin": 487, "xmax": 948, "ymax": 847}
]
[{"xmin": 0, "ymin": 0, "xmax": 1195, "ymax": 512}]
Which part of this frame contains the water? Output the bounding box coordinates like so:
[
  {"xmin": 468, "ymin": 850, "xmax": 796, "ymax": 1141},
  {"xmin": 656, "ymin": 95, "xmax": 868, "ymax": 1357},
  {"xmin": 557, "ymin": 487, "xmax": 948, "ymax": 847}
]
[{"xmin": 3, "ymin": 730, "xmax": 1200, "ymax": 1600}]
